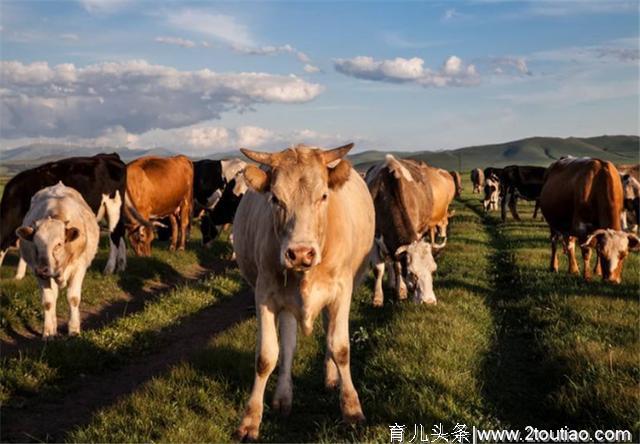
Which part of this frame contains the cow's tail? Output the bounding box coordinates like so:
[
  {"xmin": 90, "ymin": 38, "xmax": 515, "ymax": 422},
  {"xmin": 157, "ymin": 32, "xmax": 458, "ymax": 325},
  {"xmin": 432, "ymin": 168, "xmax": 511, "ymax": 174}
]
[{"xmin": 123, "ymin": 192, "xmax": 153, "ymax": 229}]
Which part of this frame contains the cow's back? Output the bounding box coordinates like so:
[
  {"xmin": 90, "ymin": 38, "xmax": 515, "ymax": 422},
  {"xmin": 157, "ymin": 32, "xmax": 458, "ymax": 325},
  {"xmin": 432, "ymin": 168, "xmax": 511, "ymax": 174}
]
[{"xmin": 541, "ymin": 158, "xmax": 623, "ymax": 236}]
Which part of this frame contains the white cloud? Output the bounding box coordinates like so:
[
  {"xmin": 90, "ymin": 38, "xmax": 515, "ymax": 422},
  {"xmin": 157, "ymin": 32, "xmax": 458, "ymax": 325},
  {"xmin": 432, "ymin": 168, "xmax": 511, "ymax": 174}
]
[
  {"xmin": 0, "ymin": 60, "xmax": 324, "ymax": 138},
  {"xmin": 334, "ymin": 55, "xmax": 480, "ymax": 87},
  {"xmin": 442, "ymin": 8, "xmax": 465, "ymax": 21},
  {"xmin": 491, "ymin": 57, "xmax": 531, "ymax": 75},
  {"xmin": 60, "ymin": 33, "xmax": 79, "ymax": 41},
  {"xmin": 167, "ymin": 9, "xmax": 254, "ymax": 47},
  {"xmin": 155, "ymin": 36, "xmax": 197, "ymax": 48},
  {"xmin": 303, "ymin": 64, "xmax": 320, "ymax": 73},
  {"xmin": 236, "ymin": 126, "xmax": 274, "ymax": 148}
]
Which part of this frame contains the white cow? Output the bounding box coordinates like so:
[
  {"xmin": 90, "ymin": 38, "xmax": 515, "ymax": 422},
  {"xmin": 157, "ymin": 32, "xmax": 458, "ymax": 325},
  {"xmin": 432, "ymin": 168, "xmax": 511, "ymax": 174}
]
[
  {"xmin": 232, "ymin": 143, "xmax": 374, "ymax": 441},
  {"xmin": 16, "ymin": 182, "xmax": 99, "ymax": 338}
]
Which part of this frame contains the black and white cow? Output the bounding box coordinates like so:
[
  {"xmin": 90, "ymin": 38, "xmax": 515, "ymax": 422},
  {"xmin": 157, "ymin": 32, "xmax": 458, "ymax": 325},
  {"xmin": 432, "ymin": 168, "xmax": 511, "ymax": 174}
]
[
  {"xmin": 0, "ymin": 153, "xmax": 127, "ymax": 278},
  {"xmin": 193, "ymin": 158, "xmax": 247, "ymax": 245}
]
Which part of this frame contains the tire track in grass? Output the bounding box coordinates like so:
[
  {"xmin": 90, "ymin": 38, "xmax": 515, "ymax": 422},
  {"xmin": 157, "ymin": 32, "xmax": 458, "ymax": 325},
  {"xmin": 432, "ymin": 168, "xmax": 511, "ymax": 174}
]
[{"xmin": 463, "ymin": 197, "xmax": 567, "ymax": 430}]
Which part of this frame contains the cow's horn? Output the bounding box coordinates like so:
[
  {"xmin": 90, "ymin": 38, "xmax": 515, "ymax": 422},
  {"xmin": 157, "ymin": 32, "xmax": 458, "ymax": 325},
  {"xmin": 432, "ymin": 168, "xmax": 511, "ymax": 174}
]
[
  {"xmin": 433, "ymin": 238, "xmax": 447, "ymax": 251},
  {"xmin": 394, "ymin": 244, "xmax": 409, "ymax": 258},
  {"xmin": 152, "ymin": 221, "xmax": 168, "ymax": 228},
  {"xmin": 240, "ymin": 148, "xmax": 274, "ymax": 166},
  {"xmin": 321, "ymin": 143, "xmax": 354, "ymax": 166}
]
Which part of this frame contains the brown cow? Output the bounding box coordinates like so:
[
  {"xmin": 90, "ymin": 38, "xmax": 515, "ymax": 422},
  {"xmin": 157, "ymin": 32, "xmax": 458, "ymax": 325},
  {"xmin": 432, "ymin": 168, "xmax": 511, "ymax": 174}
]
[
  {"xmin": 449, "ymin": 170, "xmax": 463, "ymax": 197},
  {"xmin": 232, "ymin": 143, "xmax": 374, "ymax": 440},
  {"xmin": 540, "ymin": 157, "xmax": 639, "ymax": 283},
  {"xmin": 125, "ymin": 155, "xmax": 193, "ymax": 256},
  {"xmin": 470, "ymin": 168, "xmax": 484, "ymax": 194},
  {"xmin": 367, "ymin": 155, "xmax": 451, "ymax": 305}
]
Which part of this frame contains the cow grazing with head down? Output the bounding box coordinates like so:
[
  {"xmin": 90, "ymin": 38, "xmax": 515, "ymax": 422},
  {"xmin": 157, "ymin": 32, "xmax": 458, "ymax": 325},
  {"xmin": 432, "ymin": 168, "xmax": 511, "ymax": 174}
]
[
  {"xmin": 540, "ymin": 157, "xmax": 639, "ymax": 284},
  {"xmin": 232, "ymin": 143, "xmax": 374, "ymax": 441},
  {"xmin": 16, "ymin": 183, "xmax": 99, "ymax": 338},
  {"xmin": 125, "ymin": 155, "xmax": 193, "ymax": 256},
  {"xmin": 449, "ymin": 170, "xmax": 463, "ymax": 197},
  {"xmin": 483, "ymin": 173, "xmax": 501, "ymax": 212},
  {"xmin": 470, "ymin": 168, "xmax": 484, "ymax": 194},
  {"xmin": 499, "ymin": 165, "xmax": 546, "ymax": 221},
  {"xmin": 0, "ymin": 153, "xmax": 127, "ymax": 279},
  {"xmin": 366, "ymin": 155, "xmax": 449, "ymax": 306}
]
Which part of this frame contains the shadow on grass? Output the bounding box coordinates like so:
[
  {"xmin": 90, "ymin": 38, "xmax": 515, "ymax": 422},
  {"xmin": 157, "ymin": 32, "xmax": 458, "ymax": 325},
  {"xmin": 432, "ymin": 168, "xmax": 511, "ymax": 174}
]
[
  {"xmin": 460, "ymin": 198, "xmax": 569, "ymax": 430},
  {"xmin": 1, "ymin": 286, "xmax": 254, "ymax": 443}
]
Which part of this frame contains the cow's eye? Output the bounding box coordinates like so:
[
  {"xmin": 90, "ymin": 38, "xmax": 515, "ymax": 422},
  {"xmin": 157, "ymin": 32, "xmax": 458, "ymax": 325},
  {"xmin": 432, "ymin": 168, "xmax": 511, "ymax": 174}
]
[
  {"xmin": 270, "ymin": 195, "xmax": 279, "ymax": 205},
  {"xmin": 321, "ymin": 193, "xmax": 328, "ymax": 201}
]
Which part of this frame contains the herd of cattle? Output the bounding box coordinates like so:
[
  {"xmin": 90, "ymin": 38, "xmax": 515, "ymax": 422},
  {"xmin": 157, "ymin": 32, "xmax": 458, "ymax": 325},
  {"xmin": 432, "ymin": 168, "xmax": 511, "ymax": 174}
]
[{"xmin": 0, "ymin": 144, "xmax": 638, "ymax": 440}]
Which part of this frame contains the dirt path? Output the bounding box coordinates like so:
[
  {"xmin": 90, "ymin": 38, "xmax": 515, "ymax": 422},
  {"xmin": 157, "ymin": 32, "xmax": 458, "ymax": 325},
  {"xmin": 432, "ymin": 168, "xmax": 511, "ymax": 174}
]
[{"xmin": 1, "ymin": 286, "xmax": 254, "ymax": 442}]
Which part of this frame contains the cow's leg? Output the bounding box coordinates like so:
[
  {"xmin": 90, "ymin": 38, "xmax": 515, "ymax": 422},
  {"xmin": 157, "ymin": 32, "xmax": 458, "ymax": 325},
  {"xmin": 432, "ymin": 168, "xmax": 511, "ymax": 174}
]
[
  {"xmin": 168, "ymin": 215, "xmax": 179, "ymax": 251},
  {"xmin": 394, "ymin": 260, "xmax": 407, "ymax": 300},
  {"xmin": 580, "ymin": 245, "xmax": 593, "ymax": 281},
  {"xmin": 508, "ymin": 192, "xmax": 520, "ymax": 221},
  {"xmin": 103, "ymin": 193, "xmax": 123, "ymax": 274},
  {"xmin": 272, "ymin": 310, "xmax": 296, "ymax": 416},
  {"xmin": 372, "ymin": 259, "xmax": 385, "ymax": 307},
  {"xmin": 40, "ymin": 278, "xmax": 59, "ymax": 338},
  {"xmin": 621, "ymin": 210, "xmax": 628, "ymax": 231},
  {"xmin": 115, "ymin": 224, "xmax": 127, "ymax": 272},
  {"xmin": 0, "ymin": 249, "xmax": 6, "ymax": 270},
  {"xmin": 593, "ymin": 253, "xmax": 602, "ymax": 276},
  {"xmin": 565, "ymin": 236, "xmax": 579, "ymax": 275},
  {"xmin": 550, "ymin": 233, "xmax": 559, "ymax": 272},
  {"xmin": 533, "ymin": 200, "xmax": 540, "ymax": 219},
  {"xmin": 15, "ymin": 256, "xmax": 27, "ymax": 280},
  {"xmin": 178, "ymin": 201, "xmax": 190, "ymax": 251},
  {"xmin": 371, "ymin": 246, "xmax": 385, "ymax": 307},
  {"xmin": 501, "ymin": 189, "xmax": 509, "ymax": 221},
  {"xmin": 66, "ymin": 267, "xmax": 86, "ymax": 335},
  {"xmin": 323, "ymin": 308, "xmax": 340, "ymax": 390},
  {"xmin": 326, "ymin": 292, "xmax": 365, "ymax": 424},
  {"xmin": 235, "ymin": 299, "xmax": 278, "ymax": 441}
]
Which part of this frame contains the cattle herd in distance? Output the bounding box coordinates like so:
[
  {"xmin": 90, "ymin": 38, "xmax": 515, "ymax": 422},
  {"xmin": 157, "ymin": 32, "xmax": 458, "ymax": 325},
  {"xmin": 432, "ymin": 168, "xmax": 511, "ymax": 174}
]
[{"xmin": 0, "ymin": 144, "xmax": 638, "ymax": 440}]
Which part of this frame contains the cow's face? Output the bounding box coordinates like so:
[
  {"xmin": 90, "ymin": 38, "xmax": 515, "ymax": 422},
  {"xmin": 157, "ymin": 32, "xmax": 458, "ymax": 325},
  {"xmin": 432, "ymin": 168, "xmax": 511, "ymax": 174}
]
[
  {"xmin": 241, "ymin": 144, "xmax": 353, "ymax": 271},
  {"xmin": 582, "ymin": 229, "xmax": 640, "ymax": 284},
  {"xmin": 127, "ymin": 225, "xmax": 154, "ymax": 257},
  {"xmin": 395, "ymin": 240, "xmax": 444, "ymax": 304},
  {"xmin": 16, "ymin": 218, "xmax": 80, "ymax": 284}
]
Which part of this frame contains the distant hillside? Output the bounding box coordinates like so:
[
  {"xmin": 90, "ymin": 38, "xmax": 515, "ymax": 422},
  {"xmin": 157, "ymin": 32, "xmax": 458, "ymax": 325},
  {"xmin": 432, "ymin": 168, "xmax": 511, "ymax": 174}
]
[
  {"xmin": 349, "ymin": 135, "xmax": 639, "ymax": 171},
  {"xmin": 1, "ymin": 135, "xmax": 637, "ymax": 175}
]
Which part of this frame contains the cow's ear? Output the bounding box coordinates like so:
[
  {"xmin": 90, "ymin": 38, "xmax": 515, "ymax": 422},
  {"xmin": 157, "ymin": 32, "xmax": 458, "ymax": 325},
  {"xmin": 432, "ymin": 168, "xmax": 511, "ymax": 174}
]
[
  {"xmin": 582, "ymin": 231, "xmax": 605, "ymax": 249},
  {"xmin": 16, "ymin": 226, "xmax": 35, "ymax": 242},
  {"xmin": 244, "ymin": 165, "xmax": 270, "ymax": 192},
  {"xmin": 628, "ymin": 234, "xmax": 640, "ymax": 252},
  {"xmin": 328, "ymin": 158, "xmax": 352, "ymax": 189},
  {"xmin": 65, "ymin": 227, "xmax": 80, "ymax": 243}
]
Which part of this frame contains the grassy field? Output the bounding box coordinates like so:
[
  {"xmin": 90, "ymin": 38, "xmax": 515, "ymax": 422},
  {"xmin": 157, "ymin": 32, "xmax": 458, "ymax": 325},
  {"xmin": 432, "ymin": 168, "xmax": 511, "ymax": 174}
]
[{"xmin": 1, "ymin": 176, "xmax": 638, "ymax": 443}]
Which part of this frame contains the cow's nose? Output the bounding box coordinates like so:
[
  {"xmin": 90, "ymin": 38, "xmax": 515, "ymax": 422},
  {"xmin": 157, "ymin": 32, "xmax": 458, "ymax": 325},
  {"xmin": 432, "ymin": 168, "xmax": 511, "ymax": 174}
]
[
  {"xmin": 36, "ymin": 265, "xmax": 50, "ymax": 277},
  {"xmin": 286, "ymin": 246, "xmax": 316, "ymax": 268}
]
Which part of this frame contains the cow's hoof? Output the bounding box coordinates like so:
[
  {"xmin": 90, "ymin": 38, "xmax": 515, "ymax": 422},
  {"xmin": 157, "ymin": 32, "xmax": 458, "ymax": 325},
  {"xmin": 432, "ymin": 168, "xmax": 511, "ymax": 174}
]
[
  {"xmin": 42, "ymin": 333, "xmax": 58, "ymax": 341},
  {"xmin": 372, "ymin": 297, "xmax": 383, "ymax": 308},
  {"xmin": 397, "ymin": 287, "xmax": 408, "ymax": 300},
  {"xmin": 325, "ymin": 377, "xmax": 339, "ymax": 391},
  {"xmin": 271, "ymin": 394, "xmax": 292, "ymax": 417},
  {"xmin": 420, "ymin": 299, "xmax": 437, "ymax": 305},
  {"xmin": 234, "ymin": 419, "xmax": 260, "ymax": 442},
  {"xmin": 169, "ymin": 245, "xmax": 176, "ymax": 252},
  {"xmin": 342, "ymin": 409, "xmax": 366, "ymax": 425}
]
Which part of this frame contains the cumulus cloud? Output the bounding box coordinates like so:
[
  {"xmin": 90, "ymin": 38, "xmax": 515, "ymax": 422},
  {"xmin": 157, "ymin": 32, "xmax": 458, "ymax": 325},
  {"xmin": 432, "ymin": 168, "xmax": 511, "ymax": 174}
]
[
  {"xmin": 155, "ymin": 36, "xmax": 197, "ymax": 48},
  {"xmin": 334, "ymin": 55, "xmax": 480, "ymax": 87},
  {"xmin": 0, "ymin": 60, "xmax": 324, "ymax": 139}
]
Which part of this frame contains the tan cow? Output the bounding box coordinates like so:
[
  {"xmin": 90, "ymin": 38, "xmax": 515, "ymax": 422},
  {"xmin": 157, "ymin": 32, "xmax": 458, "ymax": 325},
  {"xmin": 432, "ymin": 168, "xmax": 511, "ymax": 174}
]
[
  {"xmin": 16, "ymin": 182, "xmax": 99, "ymax": 338},
  {"xmin": 470, "ymin": 168, "xmax": 484, "ymax": 193},
  {"xmin": 540, "ymin": 157, "xmax": 639, "ymax": 283},
  {"xmin": 367, "ymin": 155, "xmax": 450, "ymax": 306},
  {"xmin": 232, "ymin": 143, "xmax": 374, "ymax": 441},
  {"xmin": 125, "ymin": 155, "xmax": 193, "ymax": 256}
]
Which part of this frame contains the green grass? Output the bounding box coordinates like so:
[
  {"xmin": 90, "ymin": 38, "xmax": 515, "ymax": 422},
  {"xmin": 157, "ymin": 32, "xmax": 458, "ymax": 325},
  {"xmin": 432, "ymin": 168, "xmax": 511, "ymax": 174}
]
[{"xmin": 2, "ymin": 177, "xmax": 639, "ymax": 442}]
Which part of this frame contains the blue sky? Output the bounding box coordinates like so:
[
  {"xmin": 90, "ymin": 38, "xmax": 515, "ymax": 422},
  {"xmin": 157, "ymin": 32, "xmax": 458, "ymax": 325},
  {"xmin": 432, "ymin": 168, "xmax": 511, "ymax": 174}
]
[{"xmin": 1, "ymin": 0, "xmax": 638, "ymax": 154}]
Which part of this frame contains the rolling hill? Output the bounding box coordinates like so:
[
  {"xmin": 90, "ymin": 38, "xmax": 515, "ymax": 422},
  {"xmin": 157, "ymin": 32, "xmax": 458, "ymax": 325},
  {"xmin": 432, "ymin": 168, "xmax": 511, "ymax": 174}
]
[{"xmin": 1, "ymin": 135, "xmax": 637, "ymax": 176}]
